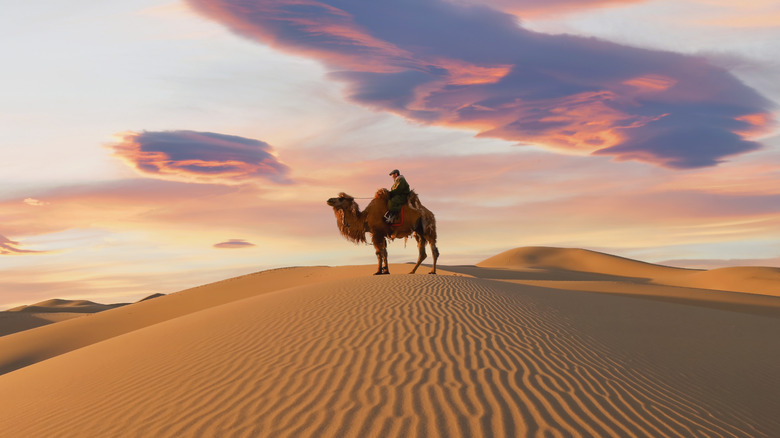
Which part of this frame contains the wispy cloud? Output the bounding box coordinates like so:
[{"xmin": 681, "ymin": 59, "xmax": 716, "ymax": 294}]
[
  {"xmin": 110, "ymin": 130, "xmax": 293, "ymax": 184},
  {"xmin": 187, "ymin": 0, "xmax": 775, "ymax": 168},
  {"xmin": 0, "ymin": 234, "xmax": 43, "ymax": 255},
  {"xmin": 23, "ymin": 198, "xmax": 47, "ymax": 206},
  {"xmin": 0, "ymin": 177, "xmax": 335, "ymax": 252}
]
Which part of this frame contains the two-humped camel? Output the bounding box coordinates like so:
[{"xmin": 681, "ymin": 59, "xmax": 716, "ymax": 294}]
[{"xmin": 327, "ymin": 189, "xmax": 439, "ymax": 275}]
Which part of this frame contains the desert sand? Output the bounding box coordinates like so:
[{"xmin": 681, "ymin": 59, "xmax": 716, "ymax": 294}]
[{"xmin": 1, "ymin": 247, "xmax": 778, "ymax": 437}]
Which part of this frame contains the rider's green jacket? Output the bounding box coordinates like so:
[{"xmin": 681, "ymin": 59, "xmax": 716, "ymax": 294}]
[{"xmin": 388, "ymin": 175, "xmax": 410, "ymax": 213}]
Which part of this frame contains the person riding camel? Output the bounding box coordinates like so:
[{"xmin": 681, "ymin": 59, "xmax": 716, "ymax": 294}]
[{"xmin": 384, "ymin": 169, "xmax": 410, "ymax": 224}]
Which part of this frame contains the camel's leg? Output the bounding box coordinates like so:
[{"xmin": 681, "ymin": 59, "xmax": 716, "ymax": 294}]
[
  {"xmin": 409, "ymin": 234, "xmax": 427, "ymax": 274},
  {"xmin": 380, "ymin": 241, "xmax": 389, "ymax": 274},
  {"xmin": 428, "ymin": 241, "xmax": 439, "ymax": 274},
  {"xmin": 373, "ymin": 234, "xmax": 389, "ymax": 275}
]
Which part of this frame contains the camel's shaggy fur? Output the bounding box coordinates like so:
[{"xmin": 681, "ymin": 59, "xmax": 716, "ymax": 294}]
[
  {"xmin": 327, "ymin": 189, "xmax": 439, "ymax": 275},
  {"xmin": 333, "ymin": 193, "xmax": 367, "ymax": 244}
]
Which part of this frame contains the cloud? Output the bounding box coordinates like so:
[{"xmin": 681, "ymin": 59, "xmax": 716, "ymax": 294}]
[
  {"xmin": 186, "ymin": 0, "xmax": 775, "ymax": 168},
  {"xmin": 23, "ymin": 198, "xmax": 47, "ymax": 206},
  {"xmin": 213, "ymin": 239, "xmax": 256, "ymax": 249},
  {"xmin": 445, "ymin": 0, "xmax": 647, "ymax": 18},
  {"xmin": 0, "ymin": 234, "xmax": 43, "ymax": 255},
  {"xmin": 110, "ymin": 130, "xmax": 292, "ymax": 184}
]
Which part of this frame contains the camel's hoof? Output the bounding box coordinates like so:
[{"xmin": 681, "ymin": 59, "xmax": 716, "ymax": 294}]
[{"xmin": 428, "ymin": 271, "xmax": 437, "ymax": 275}]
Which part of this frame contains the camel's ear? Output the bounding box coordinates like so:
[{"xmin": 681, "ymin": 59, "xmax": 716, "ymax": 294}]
[{"xmin": 338, "ymin": 192, "xmax": 354, "ymax": 201}]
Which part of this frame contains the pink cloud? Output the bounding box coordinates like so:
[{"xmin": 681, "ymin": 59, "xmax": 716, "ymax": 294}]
[
  {"xmin": 187, "ymin": 0, "xmax": 775, "ymax": 168},
  {"xmin": 110, "ymin": 130, "xmax": 292, "ymax": 185}
]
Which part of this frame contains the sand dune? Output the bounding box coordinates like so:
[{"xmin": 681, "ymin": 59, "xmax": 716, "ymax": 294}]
[
  {"xmin": 480, "ymin": 246, "xmax": 780, "ymax": 297},
  {"xmin": 0, "ymin": 265, "xmax": 422, "ymax": 375},
  {"xmin": 477, "ymin": 246, "xmax": 695, "ymax": 280},
  {"xmin": 0, "ymin": 298, "xmax": 128, "ymax": 338},
  {"xmin": 1, "ymin": 248, "xmax": 779, "ymax": 437}
]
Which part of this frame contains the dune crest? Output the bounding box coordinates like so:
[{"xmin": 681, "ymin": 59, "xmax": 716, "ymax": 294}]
[{"xmin": 7, "ymin": 298, "xmax": 126, "ymax": 313}]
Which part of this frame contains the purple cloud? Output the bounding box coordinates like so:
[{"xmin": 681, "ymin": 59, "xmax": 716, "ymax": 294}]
[
  {"xmin": 214, "ymin": 239, "xmax": 257, "ymax": 249},
  {"xmin": 111, "ymin": 130, "xmax": 292, "ymax": 184},
  {"xmin": 187, "ymin": 0, "xmax": 775, "ymax": 168}
]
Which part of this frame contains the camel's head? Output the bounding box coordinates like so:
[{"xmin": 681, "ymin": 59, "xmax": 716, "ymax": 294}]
[
  {"xmin": 326, "ymin": 192, "xmax": 355, "ymax": 210},
  {"xmin": 327, "ymin": 193, "xmax": 366, "ymax": 244}
]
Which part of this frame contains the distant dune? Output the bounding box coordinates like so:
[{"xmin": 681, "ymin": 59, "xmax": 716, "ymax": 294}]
[
  {"xmin": 7, "ymin": 298, "xmax": 126, "ymax": 313},
  {"xmin": 479, "ymin": 246, "xmax": 780, "ymax": 298},
  {"xmin": 0, "ymin": 248, "xmax": 778, "ymax": 437},
  {"xmin": 478, "ymin": 246, "xmax": 695, "ymax": 278},
  {"xmin": 0, "ymin": 298, "xmax": 129, "ymax": 338},
  {"xmin": 679, "ymin": 266, "xmax": 780, "ymax": 296}
]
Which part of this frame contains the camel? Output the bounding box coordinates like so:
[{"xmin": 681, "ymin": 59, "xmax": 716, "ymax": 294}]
[{"xmin": 327, "ymin": 189, "xmax": 439, "ymax": 275}]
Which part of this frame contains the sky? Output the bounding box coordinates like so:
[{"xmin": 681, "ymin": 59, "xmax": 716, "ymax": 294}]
[{"xmin": 1, "ymin": 0, "xmax": 779, "ymax": 309}]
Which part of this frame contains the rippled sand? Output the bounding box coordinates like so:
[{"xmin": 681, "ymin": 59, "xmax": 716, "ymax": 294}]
[{"xmin": 1, "ymin": 248, "xmax": 778, "ymax": 437}]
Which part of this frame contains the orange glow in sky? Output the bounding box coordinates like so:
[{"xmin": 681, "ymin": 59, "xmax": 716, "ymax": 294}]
[{"xmin": 1, "ymin": 0, "xmax": 779, "ymax": 309}]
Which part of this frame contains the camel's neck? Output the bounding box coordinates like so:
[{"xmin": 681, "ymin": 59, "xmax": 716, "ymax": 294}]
[{"xmin": 335, "ymin": 203, "xmax": 367, "ymax": 244}]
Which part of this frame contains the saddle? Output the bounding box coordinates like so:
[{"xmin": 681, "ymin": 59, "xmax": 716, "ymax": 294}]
[
  {"xmin": 383, "ymin": 206, "xmax": 405, "ymax": 227},
  {"xmin": 391, "ymin": 206, "xmax": 404, "ymax": 227}
]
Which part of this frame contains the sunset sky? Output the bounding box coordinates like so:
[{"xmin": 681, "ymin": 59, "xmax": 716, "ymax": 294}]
[{"xmin": 2, "ymin": 0, "xmax": 779, "ymax": 309}]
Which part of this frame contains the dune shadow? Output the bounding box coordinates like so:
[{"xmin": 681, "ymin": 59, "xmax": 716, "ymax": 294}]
[{"xmin": 0, "ymin": 313, "xmax": 59, "ymax": 338}]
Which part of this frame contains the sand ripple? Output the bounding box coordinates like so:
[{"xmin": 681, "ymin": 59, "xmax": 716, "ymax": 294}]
[{"xmin": 0, "ymin": 275, "xmax": 764, "ymax": 437}]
